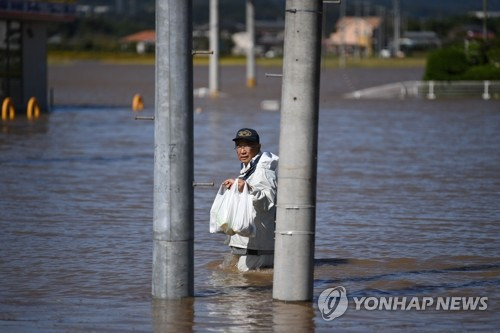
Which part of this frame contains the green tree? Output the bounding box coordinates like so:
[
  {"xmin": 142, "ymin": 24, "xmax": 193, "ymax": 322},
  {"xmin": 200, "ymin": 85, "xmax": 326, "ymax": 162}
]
[{"xmin": 424, "ymin": 48, "xmax": 470, "ymax": 80}]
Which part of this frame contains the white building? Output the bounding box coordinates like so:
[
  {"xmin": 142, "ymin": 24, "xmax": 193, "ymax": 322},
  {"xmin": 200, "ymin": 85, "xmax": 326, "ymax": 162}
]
[{"xmin": 327, "ymin": 16, "xmax": 382, "ymax": 56}]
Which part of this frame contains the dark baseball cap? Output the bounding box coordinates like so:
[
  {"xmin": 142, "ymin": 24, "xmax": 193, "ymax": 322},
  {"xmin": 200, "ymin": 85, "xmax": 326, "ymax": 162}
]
[{"xmin": 232, "ymin": 128, "xmax": 260, "ymax": 143}]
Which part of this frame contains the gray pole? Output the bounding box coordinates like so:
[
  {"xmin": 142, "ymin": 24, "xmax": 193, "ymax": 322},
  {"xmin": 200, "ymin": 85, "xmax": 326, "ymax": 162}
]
[
  {"xmin": 364, "ymin": 1, "xmax": 371, "ymax": 57},
  {"xmin": 273, "ymin": 0, "xmax": 322, "ymax": 302},
  {"xmin": 153, "ymin": 0, "xmax": 194, "ymax": 299},
  {"xmin": 483, "ymin": 0, "xmax": 488, "ymax": 40},
  {"xmin": 246, "ymin": 0, "xmax": 256, "ymax": 88},
  {"xmin": 339, "ymin": 0, "xmax": 346, "ymax": 68},
  {"xmin": 354, "ymin": 1, "xmax": 361, "ymax": 60},
  {"xmin": 364, "ymin": 1, "xmax": 370, "ymax": 17},
  {"xmin": 128, "ymin": 0, "xmax": 136, "ymax": 16},
  {"xmin": 393, "ymin": 0, "xmax": 400, "ymax": 56},
  {"xmin": 376, "ymin": 5, "xmax": 384, "ymax": 57},
  {"xmin": 116, "ymin": 0, "xmax": 124, "ymax": 14},
  {"xmin": 209, "ymin": 0, "xmax": 220, "ymax": 96}
]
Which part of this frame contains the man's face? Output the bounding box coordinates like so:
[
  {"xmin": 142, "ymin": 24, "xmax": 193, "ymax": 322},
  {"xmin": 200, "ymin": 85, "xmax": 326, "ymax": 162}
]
[{"xmin": 234, "ymin": 139, "xmax": 260, "ymax": 165}]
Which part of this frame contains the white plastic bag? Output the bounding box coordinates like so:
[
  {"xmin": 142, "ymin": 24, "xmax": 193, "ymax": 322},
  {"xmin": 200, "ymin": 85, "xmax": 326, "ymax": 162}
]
[
  {"xmin": 209, "ymin": 183, "xmax": 237, "ymax": 235},
  {"xmin": 209, "ymin": 178, "xmax": 256, "ymax": 237},
  {"xmin": 231, "ymin": 180, "xmax": 256, "ymax": 237}
]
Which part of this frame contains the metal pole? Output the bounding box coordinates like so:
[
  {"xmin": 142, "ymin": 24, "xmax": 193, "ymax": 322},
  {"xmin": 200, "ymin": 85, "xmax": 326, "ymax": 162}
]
[
  {"xmin": 482, "ymin": 80, "xmax": 491, "ymax": 100},
  {"xmin": 376, "ymin": 5, "xmax": 384, "ymax": 57},
  {"xmin": 209, "ymin": 0, "xmax": 219, "ymax": 97},
  {"xmin": 393, "ymin": 0, "xmax": 400, "ymax": 56},
  {"xmin": 339, "ymin": 0, "xmax": 346, "ymax": 68},
  {"xmin": 153, "ymin": 0, "xmax": 194, "ymax": 299},
  {"xmin": 246, "ymin": 0, "xmax": 256, "ymax": 88},
  {"xmin": 128, "ymin": 0, "xmax": 136, "ymax": 16},
  {"xmin": 273, "ymin": 0, "xmax": 322, "ymax": 302},
  {"xmin": 364, "ymin": 1, "xmax": 371, "ymax": 57},
  {"xmin": 364, "ymin": 1, "xmax": 370, "ymax": 17},
  {"xmin": 483, "ymin": 0, "xmax": 488, "ymax": 40},
  {"xmin": 354, "ymin": 1, "xmax": 361, "ymax": 60},
  {"xmin": 116, "ymin": 0, "xmax": 124, "ymax": 14}
]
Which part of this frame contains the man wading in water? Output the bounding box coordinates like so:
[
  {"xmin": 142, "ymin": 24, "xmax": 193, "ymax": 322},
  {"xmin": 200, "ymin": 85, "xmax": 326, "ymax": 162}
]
[{"xmin": 223, "ymin": 128, "xmax": 279, "ymax": 272}]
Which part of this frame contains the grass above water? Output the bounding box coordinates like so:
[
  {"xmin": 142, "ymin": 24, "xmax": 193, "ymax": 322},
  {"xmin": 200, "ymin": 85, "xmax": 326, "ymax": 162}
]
[{"xmin": 48, "ymin": 50, "xmax": 426, "ymax": 68}]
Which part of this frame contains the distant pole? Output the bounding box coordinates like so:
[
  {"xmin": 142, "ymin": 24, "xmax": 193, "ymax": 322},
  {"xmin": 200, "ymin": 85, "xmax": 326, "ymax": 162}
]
[
  {"xmin": 116, "ymin": 0, "xmax": 124, "ymax": 14},
  {"xmin": 339, "ymin": 0, "xmax": 346, "ymax": 68},
  {"xmin": 393, "ymin": 0, "xmax": 400, "ymax": 56},
  {"xmin": 483, "ymin": 0, "xmax": 488, "ymax": 40},
  {"xmin": 376, "ymin": 5, "xmax": 384, "ymax": 57},
  {"xmin": 153, "ymin": 0, "xmax": 194, "ymax": 299},
  {"xmin": 273, "ymin": 0, "xmax": 322, "ymax": 302},
  {"xmin": 363, "ymin": 1, "xmax": 371, "ymax": 57},
  {"xmin": 209, "ymin": 0, "xmax": 220, "ymax": 96},
  {"xmin": 246, "ymin": 0, "xmax": 256, "ymax": 88},
  {"xmin": 363, "ymin": 1, "xmax": 370, "ymax": 17},
  {"xmin": 128, "ymin": 0, "xmax": 136, "ymax": 16},
  {"xmin": 354, "ymin": 1, "xmax": 361, "ymax": 60}
]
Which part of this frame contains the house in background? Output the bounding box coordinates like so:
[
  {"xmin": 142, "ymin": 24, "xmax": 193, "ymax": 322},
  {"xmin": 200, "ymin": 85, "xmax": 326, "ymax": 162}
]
[
  {"xmin": 231, "ymin": 20, "xmax": 284, "ymax": 58},
  {"xmin": 123, "ymin": 20, "xmax": 286, "ymax": 58},
  {"xmin": 326, "ymin": 16, "xmax": 382, "ymax": 57},
  {"xmin": 121, "ymin": 29, "xmax": 155, "ymax": 54},
  {"xmin": 399, "ymin": 31, "xmax": 441, "ymax": 54}
]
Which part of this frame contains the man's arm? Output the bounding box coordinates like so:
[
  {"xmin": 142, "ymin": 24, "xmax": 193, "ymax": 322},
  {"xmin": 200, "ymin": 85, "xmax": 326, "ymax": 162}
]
[{"xmin": 248, "ymin": 168, "xmax": 277, "ymax": 211}]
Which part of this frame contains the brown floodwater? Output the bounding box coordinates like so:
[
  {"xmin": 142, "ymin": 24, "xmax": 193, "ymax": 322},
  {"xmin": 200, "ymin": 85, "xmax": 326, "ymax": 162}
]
[{"xmin": 0, "ymin": 64, "xmax": 499, "ymax": 331}]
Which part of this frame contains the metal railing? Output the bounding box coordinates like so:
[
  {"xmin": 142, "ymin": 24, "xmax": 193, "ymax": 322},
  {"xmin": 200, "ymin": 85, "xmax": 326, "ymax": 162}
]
[
  {"xmin": 422, "ymin": 80, "xmax": 500, "ymax": 100},
  {"xmin": 346, "ymin": 80, "xmax": 500, "ymax": 100}
]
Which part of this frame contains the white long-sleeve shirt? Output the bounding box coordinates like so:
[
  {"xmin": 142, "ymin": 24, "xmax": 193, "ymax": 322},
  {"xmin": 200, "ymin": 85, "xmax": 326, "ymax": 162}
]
[{"xmin": 229, "ymin": 151, "xmax": 279, "ymax": 252}]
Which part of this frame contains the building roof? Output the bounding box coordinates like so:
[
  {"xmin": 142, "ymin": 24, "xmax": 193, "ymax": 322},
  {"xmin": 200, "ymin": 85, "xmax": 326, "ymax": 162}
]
[
  {"xmin": 336, "ymin": 16, "xmax": 382, "ymax": 30},
  {"xmin": 121, "ymin": 30, "xmax": 156, "ymax": 43}
]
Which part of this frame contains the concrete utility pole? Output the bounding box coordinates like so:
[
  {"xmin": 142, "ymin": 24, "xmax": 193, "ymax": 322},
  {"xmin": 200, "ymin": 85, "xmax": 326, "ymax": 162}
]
[
  {"xmin": 246, "ymin": 0, "xmax": 256, "ymax": 88},
  {"xmin": 273, "ymin": 0, "xmax": 323, "ymax": 302},
  {"xmin": 153, "ymin": 0, "xmax": 194, "ymax": 299},
  {"xmin": 393, "ymin": 0, "xmax": 400, "ymax": 56},
  {"xmin": 209, "ymin": 0, "xmax": 220, "ymax": 96}
]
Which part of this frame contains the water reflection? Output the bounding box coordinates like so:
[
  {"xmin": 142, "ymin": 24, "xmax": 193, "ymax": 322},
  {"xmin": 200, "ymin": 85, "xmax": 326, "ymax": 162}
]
[
  {"xmin": 151, "ymin": 285, "xmax": 315, "ymax": 333},
  {"xmin": 272, "ymin": 301, "xmax": 315, "ymax": 332},
  {"xmin": 0, "ymin": 114, "xmax": 49, "ymax": 137},
  {"xmin": 152, "ymin": 298, "xmax": 194, "ymax": 333}
]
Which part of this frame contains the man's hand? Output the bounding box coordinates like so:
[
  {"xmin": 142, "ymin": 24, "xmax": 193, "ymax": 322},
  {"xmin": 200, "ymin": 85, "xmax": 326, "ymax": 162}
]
[{"xmin": 223, "ymin": 178, "xmax": 246, "ymax": 192}]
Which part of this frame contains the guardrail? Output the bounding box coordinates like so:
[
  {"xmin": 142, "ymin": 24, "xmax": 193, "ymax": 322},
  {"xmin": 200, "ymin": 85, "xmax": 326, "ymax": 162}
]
[
  {"xmin": 346, "ymin": 81, "xmax": 500, "ymax": 100},
  {"xmin": 422, "ymin": 80, "xmax": 499, "ymax": 100}
]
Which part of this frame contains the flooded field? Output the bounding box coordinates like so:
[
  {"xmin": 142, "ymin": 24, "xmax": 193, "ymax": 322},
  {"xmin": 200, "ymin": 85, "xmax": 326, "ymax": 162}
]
[{"xmin": 0, "ymin": 63, "xmax": 499, "ymax": 331}]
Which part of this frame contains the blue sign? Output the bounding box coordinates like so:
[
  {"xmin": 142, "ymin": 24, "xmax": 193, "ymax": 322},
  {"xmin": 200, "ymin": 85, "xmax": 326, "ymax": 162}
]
[{"xmin": 0, "ymin": 0, "xmax": 76, "ymax": 20}]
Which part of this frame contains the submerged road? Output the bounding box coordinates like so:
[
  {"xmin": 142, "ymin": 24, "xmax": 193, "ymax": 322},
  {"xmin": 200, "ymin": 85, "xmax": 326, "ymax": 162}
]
[{"xmin": 48, "ymin": 62, "xmax": 424, "ymax": 107}]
